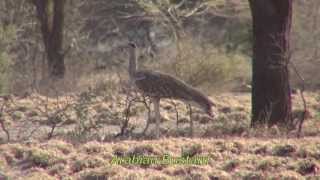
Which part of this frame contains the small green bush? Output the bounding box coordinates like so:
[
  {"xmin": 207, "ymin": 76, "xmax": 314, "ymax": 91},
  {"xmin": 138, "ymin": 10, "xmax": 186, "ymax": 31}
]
[
  {"xmin": 0, "ymin": 25, "xmax": 15, "ymax": 95},
  {"xmin": 27, "ymin": 148, "xmax": 65, "ymax": 168},
  {"xmin": 158, "ymin": 39, "xmax": 251, "ymax": 91},
  {"xmin": 296, "ymin": 160, "xmax": 318, "ymax": 175},
  {"xmin": 181, "ymin": 144, "xmax": 202, "ymax": 158},
  {"xmin": 222, "ymin": 159, "xmax": 240, "ymax": 171},
  {"xmin": 73, "ymin": 157, "xmax": 105, "ymax": 172},
  {"xmin": 0, "ymin": 52, "xmax": 10, "ymax": 94}
]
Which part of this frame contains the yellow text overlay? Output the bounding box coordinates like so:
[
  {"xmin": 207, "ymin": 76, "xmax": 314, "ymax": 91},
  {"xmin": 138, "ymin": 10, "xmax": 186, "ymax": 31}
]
[{"xmin": 110, "ymin": 154, "xmax": 209, "ymax": 165}]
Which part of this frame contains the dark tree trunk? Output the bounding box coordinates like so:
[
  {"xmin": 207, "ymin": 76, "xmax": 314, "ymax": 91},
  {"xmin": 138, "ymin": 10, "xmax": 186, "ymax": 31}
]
[
  {"xmin": 33, "ymin": 0, "xmax": 65, "ymax": 78},
  {"xmin": 249, "ymin": 0, "xmax": 293, "ymax": 128}
]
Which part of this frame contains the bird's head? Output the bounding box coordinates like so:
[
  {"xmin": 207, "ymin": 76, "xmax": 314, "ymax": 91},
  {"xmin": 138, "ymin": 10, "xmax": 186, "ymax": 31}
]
[
  {"xmin": 128, "ymin": 42, "xmax": 137, "ymax": 49},
  {"xmin": 116, "ymin": 42, "xmax": 137, "ymax": 52},
  {"xmin": 205, "ymin": 100, "xmax": 217, "ymax": 118},
  {"xmin": 207, "ymin": 109, "xmax": 216, "ymax": 118}
]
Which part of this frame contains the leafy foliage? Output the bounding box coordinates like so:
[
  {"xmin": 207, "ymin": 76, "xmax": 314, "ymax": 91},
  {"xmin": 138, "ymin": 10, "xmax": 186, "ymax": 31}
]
[{"xmin": 0, "ymin": 25, "xmax": 15, "ymax": 94}]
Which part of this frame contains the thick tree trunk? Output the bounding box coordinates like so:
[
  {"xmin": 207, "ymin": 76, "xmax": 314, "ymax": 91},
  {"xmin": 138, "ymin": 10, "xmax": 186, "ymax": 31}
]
[
  {"xmin": 249, "ymin": 0, "xmax": 293, "ymax": 127},
  {"xmin": 33, "ymin": 0, "xmax": 65, "ymax": 78}
]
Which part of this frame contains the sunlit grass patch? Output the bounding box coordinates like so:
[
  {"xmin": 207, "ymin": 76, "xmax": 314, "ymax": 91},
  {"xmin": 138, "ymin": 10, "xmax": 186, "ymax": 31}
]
[
  {"xmin": 295, "ymin": 160, "xmax": 318, "ymax": 175},
  {"xmin": 181, "ymin": 144, "xmax": 202, "ymax": 158},
  {"xmin": 204, "ymin": 112, "xmax": 249, "ymax": 137},
  {"xmin": 43, "ymin": 140, "xmax": 74, "ymax": 155},
  {"xmin": 207, "ymin": 170, "xmax": 232, "ymax": 180},
  {"xmin": 127, "ymin": 144, "xmax": 157, "ymax": 157},
  {"xmin": 256, "ymin": 158, "xmax": 282, "ymax": 171},
  {"xmin": 72, "ymin": 156, "xmax": 106, "ymax": 172},
  {"xmin": 233, "ymin": 170, "xmax": 263, "ymax": 180},
  {"xmin": 249, "ymin": 143, "xmax": 268, "ymax": 155},
  {"xmin": 24, "ymin": 170, "xmax": 56, "ymax": 180},
  {"xmin": 222, "ymin": 159, "xmax": 240, "ymax": 172},
  {"xmin": 78, "ymin": 166, "xmax": 124, "ymax": 180},
  {"xmin": 297, "ymin": 143, "xmax": 320, "ymax": 160},
  {"xmin": 82, "ymin": 141, "xmax": 106, "ymax": 154},
  {"xmin": 270, "ymin": 170, "xmax": 303, "ymax": 180},
  {"xmin": 26, "ymin": 148, "xmax": 66, "ymax": 168}
]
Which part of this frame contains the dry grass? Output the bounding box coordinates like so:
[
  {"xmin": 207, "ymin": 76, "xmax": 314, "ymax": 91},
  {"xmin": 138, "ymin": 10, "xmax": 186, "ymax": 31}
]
[
  {"xmin": 0, "ymin": 91, "xmax": 319, "ymax": 179},
  {"xmin": 0, "ymin": 137, "xmax": 320, "ymax": 179}
]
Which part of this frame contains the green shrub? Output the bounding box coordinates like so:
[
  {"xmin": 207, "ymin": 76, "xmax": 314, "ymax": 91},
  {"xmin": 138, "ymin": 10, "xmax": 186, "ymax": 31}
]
[
  {"xmin": 73, "ymin": 157, "xmax": 105, "ymax": 172},
  {"xmin": 27, "ymin": 148, "xmax": 65, "ymax": 168},
  {"xmin": 0, "ymin": 25, "xmax": 15, "ymax": 94},
  {"xmin": 181, "ymin": 144, "xmax": 202, "ymax": 158},
  {"xmin": 295, "ymin": 160, "xmax": 318, "ymax": 175},
  {"xmin": 0, "ymin": 52, "xmax": 10, "ymax": 94},
  {"xmin": 222, "ymin": 159, "xmax": 240, "ymax": 171},
  {"xmin": 158, "ymin": 39, "xmax": 251, "ymax": 91}
]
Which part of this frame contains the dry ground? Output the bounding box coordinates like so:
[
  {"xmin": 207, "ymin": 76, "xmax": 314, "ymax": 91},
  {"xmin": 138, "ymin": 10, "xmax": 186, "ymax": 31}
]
[
  {"xmin": 1, "ymin": 137, "xmax": 320, "ymax": 179},
  {"xmin": 0, "ymin": 91, "xmax": 319, "ymax": 179}
]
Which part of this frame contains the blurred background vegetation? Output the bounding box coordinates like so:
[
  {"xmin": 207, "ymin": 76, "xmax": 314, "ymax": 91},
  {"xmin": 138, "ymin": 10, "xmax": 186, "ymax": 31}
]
[{"xmin": 0, "ymin": 0, "xmax": 319, "ymax": 95}]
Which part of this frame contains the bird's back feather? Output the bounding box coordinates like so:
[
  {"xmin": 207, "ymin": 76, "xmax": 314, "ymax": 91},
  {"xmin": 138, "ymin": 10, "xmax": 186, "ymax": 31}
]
[{"xmin": 132, "ymin": 70, "xmax": 215, "ymax": 116}]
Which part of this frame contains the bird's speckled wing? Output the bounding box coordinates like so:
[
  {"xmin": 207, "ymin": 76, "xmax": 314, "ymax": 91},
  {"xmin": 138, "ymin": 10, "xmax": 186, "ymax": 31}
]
[
  {"xmin": 133, "ymin": 70, "xmax": 195, "ymax": 100},
  {"xmin": 133, "ymin": 70, "xmax": 215, "ymax": 116}
]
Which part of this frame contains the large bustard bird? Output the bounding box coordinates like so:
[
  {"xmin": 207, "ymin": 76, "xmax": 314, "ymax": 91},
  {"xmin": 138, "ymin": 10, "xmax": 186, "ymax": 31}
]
[{"xmin": 126, "ymin": 42, "xmax": 215, "ymax": 138}]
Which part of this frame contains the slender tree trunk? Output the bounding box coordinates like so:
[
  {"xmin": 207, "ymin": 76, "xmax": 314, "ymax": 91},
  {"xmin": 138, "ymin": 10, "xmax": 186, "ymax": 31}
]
[
  {"xmin": 33, "ymin": 0, "xmax": 65, "ymax": 78},
  {"xmin": 249, "ymin": 0, "xmax": 293, "ymax": 128}
]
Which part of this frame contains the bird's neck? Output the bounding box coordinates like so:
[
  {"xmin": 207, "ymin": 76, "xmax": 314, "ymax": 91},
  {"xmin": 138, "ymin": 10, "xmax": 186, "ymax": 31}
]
[{"xmin": 129, "ymin": 48, "xmax": 138, "ymax": 77}]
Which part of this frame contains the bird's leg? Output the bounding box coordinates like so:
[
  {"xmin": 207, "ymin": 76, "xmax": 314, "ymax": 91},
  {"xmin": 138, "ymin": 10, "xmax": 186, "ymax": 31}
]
[
  {"xmin": 169, "ymin": 99, "xmax": 179, "ymax": 129},
  {"xmin": 187, "ymin": 104, "xmax": 193, "ymax": 138},
  {"xmin": 153, "ymin": 97, "xmax": 161, "ymax": 139},
  {"xmin": 142, "ymin": 104, "xmax": 151, "ymax": 135},
  {"xmin": 173, "ymin": 101, "xmax": 179, "ymax": 130}
]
